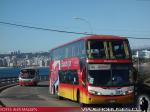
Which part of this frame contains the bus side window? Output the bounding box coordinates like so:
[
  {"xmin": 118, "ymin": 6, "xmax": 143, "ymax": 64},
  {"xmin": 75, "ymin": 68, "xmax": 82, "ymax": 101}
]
[
  {"xmin": 68, "ymin": 70, "xmax": 73, "ymax": 84},
  {"xmin": 67, "ymin": 70, "xmax": 79, "ymax": 85},
  {"xmin": 59, "ymin": 70, "xmax": 79, "ymax": 85},
  {"xmin": 59, "ymin": 71, "xmax": 66, "ymax": 83}
]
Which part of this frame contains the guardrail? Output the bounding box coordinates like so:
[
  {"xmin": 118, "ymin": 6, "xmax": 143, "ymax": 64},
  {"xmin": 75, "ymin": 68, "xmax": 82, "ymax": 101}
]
[
  {"xmin": 38, "ymin": 75, "xmax": 49, "ymax": 81},
  {"xmin": 0, "ymin": 75, "xmax": 49, "ymax": 87},
  {"xmin": 0, "ymin": 77, "xmax": 18, "ymax": 87}
]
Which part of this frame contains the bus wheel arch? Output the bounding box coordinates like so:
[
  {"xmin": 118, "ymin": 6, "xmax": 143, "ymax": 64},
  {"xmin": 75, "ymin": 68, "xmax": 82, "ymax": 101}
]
[
  {"xmin": 53, "ymin": 86, "xmax": 56, "ymax": 94},
  {"xmin": 77, "ymin": 89, "xmax": 86, "ymax": 107},
  {"xmin": 56, "ymin": 85, "xmax": 63, "ymax": 100},
  {"xmin": 77, "ymin": 89, "xmax": 80, "ymax": 103},
  {"xmin": 56, "ymin": 85, "xmax": 58, "ymax": 94}
]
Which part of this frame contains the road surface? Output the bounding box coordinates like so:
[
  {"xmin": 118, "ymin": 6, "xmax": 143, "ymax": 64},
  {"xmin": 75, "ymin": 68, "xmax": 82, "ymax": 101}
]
[
  {"xmin": 0, "ymin": 81, "xmax": 150, "ymax": 112},
  {"xmin": 0, "ymin": 81, "xmax": 79, "ymax": 107}
]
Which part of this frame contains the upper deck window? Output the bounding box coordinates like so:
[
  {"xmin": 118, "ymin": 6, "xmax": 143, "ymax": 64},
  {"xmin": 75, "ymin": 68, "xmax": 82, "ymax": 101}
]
[
  {"xmin": 87, "ymin": 40, "xmax": 107, "ymax": 59},
  {"xmin": 51, "ymin": 40, "xmax": 86, "ymax": 61},
  {"xmin": 87, "ymin": 40, "xmax": 130, "ymax": 59}
]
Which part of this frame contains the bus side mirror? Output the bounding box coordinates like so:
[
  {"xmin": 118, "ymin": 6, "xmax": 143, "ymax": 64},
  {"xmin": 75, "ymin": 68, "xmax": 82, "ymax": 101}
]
[
  {"xmin": 81, "ymin": 68, "xmax": 86, "ymax": 88},
  {"xmin": 82, "ymin": 81, "xmax": 86, "ymax": 87},
  {"xmin": 81, "ymin": 73, "xmax": 86, "ymax": 87}
]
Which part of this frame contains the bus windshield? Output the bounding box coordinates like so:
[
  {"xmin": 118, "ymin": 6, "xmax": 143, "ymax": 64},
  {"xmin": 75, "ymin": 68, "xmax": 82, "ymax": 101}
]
[
  {"xmin": 87, "ymin": 40, "xmax": 130, "ymax": 59},
  {"xmin": 20, "ymin": 69, "xmax": 35, "ymax": 79},
  {"xmin": 88, "ymin": 69, "xmax": 132, "ymax": 86}
]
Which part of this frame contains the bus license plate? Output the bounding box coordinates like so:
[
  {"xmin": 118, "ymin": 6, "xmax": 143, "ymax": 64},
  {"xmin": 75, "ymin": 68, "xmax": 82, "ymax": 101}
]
[{"xmin": 108, "ymin": 99, "xmax": 116, "ymax": 103}]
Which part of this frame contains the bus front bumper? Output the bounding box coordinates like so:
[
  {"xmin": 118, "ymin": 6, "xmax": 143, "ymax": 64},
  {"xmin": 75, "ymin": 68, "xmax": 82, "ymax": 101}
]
[
  {"xmin": 86, "ymin": 93, "xmax": 135, "ymax": 105},
  {"xmin": 19, "ymin": 80, "xmax": 37, "ymax": 86}
]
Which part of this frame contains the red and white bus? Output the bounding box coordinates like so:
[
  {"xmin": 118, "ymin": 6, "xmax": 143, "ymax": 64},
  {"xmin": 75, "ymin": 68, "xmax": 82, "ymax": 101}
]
[
  {"xmin": 49, "ymin": 35, "xmax": 137, "ymax": 105},
  {"xmin": 18, "ymin": 67, "xmax": 39, "ymax": 86}
]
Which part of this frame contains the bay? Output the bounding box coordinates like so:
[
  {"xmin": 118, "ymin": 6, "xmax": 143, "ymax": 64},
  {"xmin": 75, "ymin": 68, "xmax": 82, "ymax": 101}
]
[{"xmin": 0, "ymin": 67, "xmax": 49, "ymax": 78}]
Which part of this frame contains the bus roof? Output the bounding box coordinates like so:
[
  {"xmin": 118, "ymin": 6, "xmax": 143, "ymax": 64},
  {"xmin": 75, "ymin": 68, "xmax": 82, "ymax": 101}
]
[{"xmin": 50, "ymin": 35, "xmax": 127, "ymax": 52}]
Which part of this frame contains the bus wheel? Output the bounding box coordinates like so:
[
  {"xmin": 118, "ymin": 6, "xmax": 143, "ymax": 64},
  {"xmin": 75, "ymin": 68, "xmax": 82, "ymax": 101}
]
[
  {"xmin": 34, "ymin": 83, "xmax": 37, "ymax": 86},
  {"xmin": 77, "ymin": 91, "xmax": 86, "ymax": 107},
  {"xmin": 58, "ymin": 95, "xmax": 63, "ymax": 100},
  {"xmin": 53, "ymin": 87, "xmax": 56, "ymax": 94},
  {"xmin": 77, "ymin": 91, "xmax": 80, "ymax": 103}
]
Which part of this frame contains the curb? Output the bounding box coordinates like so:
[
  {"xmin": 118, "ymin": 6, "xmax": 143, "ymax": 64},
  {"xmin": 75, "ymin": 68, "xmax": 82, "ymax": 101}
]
[
  {"xmin": 0, "ymin": 84, "xmax": 17, "ymax": 93},
  {"xmin": 0, "ymin": 84, "xmax": 17, "ymax": 107}
]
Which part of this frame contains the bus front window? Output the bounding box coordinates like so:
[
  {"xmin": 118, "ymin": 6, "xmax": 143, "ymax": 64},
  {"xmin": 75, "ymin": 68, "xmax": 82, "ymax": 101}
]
[
  {"xmin": 87, "ymin": 40, "xmax": 107, "ymax": 59},
  {"xmin": 112, "ymin": 70, "xmax": 131, "ymax": 86},
  {"xmin": 88, "ymin": 70, "xmax": 111, "ymax": 86},
  {"xmin": 20, "ymin": 70, "xmax": 35, "ymax": 79},
  {"xmin": 110, "ymin": 41, "xmax": 130, "ymax": 59},
  {"xmin": 88, "ymin": 64, "xmax": 133, "ymax": 86},
  {"xmin": 87, "ymin": 40, "xmax": 130, "ymax": 59}
]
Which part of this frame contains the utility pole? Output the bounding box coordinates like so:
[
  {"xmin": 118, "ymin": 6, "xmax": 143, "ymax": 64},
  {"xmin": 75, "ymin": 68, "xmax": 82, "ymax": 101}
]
[{"xmin": 73, "ymin": 17, "xmax": 93, "ymax": 34}]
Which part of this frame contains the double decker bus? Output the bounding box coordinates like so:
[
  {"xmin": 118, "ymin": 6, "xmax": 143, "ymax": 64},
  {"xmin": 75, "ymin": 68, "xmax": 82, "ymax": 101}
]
[{"xmin": 49, "ymin": 35, "xmax": 137, "ymax": 105}]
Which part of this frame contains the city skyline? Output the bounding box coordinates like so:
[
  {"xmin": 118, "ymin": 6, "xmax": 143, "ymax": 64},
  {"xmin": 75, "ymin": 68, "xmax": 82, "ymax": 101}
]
[
  {"xmin": 0, "ymin": 51, "xmax": 49, "ymax": 67},
  {"xmin": 0, "ymin": 50, "xmax": 49, "ymax": 54},
  {"xmin": 0, "ymin": 0, "xmax": 150, "ymax": 53}
]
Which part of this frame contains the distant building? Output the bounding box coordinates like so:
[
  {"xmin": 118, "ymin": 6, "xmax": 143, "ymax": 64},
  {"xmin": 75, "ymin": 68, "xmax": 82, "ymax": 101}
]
[
  {"xmin": 0, "ymin": 51, "xmax": 49, "ymax": 67},
  {"xmin": 39, "ymin": 60, "xmax": 44, "ymax": 67},
  {"xmin": 12, "ymin": 56, "xmax": 17, "ymax": 67},
  {"xmin": 0, "ymin": 58, "xmax": 8, "ymax": 67},
  {"xmin": 2, "ymin": 58, "xmax": 7, "ymax": 66},
  {"xmin": 4, "ymin": 56, "xmax": 10, "ymax": 67},
  {"xmin": 0, "ymin": 59, "xmax": 3, "ymax": 66},
  {"xmin": 132, "ymin": 50, "xmax": 150, "ymax": 59},
  {"xmin": 9, "ymin": 62, "xmax": 14, "ymax": 67},
  {"xmin": 44, "ymin": 59, "xmax": 50, "ymax": 67}
]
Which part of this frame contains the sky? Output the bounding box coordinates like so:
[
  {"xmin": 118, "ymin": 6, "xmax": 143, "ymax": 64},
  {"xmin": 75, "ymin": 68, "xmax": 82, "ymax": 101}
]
[{"xmin": 0, "ymin": 0, "xmax": 150, "ymax": 53}]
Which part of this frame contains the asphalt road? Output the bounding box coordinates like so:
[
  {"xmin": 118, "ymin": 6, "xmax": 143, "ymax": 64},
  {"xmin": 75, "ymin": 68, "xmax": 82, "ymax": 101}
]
[
  {"xmin": 0, "ymin": 81, "xmax": 149, "ymax": 110},
  {"xmin": 0, "ymin": 81, "xmax": 79, "ymax": 107}
]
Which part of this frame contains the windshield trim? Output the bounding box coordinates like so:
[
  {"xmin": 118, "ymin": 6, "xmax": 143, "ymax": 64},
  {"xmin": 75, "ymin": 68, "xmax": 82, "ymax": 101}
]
[{"xmin": 86, "ymin": 39, "xmax": 131, "ymax": 60}]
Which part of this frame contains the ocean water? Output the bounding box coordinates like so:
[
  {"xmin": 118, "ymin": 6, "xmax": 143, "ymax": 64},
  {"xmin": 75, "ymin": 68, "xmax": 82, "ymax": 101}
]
[{"xmin": 0, "ymin": 67, "xmax": 49, "ymax": 78}]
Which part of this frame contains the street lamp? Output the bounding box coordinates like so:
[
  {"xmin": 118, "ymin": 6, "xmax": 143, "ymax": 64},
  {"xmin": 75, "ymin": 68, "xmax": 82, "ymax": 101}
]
[{"xmin": 73, "ymin": 17, "xmax": 93, "ymax": 34}]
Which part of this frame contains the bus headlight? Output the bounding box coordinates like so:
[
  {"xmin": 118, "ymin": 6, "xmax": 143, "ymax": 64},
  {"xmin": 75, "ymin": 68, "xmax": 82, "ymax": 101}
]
[
  {"xmin": 122, "ymin": 86, "xmax": 134, "ymax": 95},
  {"xmin": 88, "ymin": 89, "xmax": 102, "ymax": 95},
  {"xmin": 88, "ymin": 90, "xmax": 97, "ymax": 95}
]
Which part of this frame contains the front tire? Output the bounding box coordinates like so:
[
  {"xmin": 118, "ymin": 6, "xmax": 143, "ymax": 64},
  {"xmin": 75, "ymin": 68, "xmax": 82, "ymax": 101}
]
[
  {"xmin": 77, "ymin": 91, "xmax": 86, "ymax": 107},
  {"xmin": 77, "ymin": 91, "xmax": 80, "ymax": 103}
]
